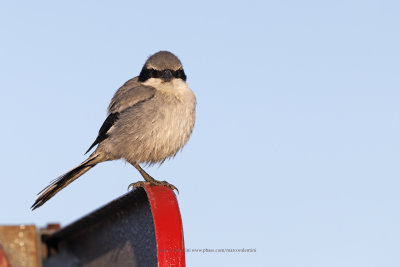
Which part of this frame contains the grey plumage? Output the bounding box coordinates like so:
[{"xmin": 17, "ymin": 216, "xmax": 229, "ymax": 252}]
[{"xmin": 32, "ymin": 51, "xmax": 196, "ymax": 210}]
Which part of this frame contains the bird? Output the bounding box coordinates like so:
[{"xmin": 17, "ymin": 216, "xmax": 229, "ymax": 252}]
[{"xmin": 32, "ymin": 51, "xmax": 196, "ymax": 210}]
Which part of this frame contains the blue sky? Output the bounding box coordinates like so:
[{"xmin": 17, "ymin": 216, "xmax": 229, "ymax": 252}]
[{"xmin": 1, "ymin": 1, "xmax": 399, "ymax": 266}]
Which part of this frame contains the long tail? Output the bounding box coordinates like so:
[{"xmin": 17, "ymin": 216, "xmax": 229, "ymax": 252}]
[{"xmin": 31, "ymin": 153, "xmax": 103, "ymax": 210}]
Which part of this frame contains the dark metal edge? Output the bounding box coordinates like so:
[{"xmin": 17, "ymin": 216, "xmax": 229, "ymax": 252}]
[{"xmin": 43, "ymin": 188, "xmax": 147, "ymax": 245}]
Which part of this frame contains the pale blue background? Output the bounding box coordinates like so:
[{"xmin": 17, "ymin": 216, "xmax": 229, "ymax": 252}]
[{"xmin": 1, "ymin": 1, "xmax": 399, "ymax": 266}]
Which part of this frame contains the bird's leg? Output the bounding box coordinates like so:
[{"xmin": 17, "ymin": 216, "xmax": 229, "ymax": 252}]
[{"xmin": 128, "ymin": 162, "xmax": 179, "ymax": 193}]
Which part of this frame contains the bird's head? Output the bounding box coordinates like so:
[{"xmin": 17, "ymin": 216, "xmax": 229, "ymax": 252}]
[{"xmin": 138, "ymin": 51, "xmax": 187, "ymax": 83}]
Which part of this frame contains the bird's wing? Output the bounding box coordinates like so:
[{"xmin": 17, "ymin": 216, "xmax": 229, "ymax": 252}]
[
  {"xmin": 85, "ymin": 77, "xmax": 155, "ymax": 154},
  {"xmin": 107, "ymin": 77, "xmax": 155, "ymax": 114}
]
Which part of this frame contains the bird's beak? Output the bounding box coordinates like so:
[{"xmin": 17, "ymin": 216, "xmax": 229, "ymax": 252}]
[{"xmin": 162, "ymin": 70, "xmax": 173, "ymax": 82}]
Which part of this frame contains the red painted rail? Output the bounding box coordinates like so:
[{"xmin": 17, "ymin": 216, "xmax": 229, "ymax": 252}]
[{"xmin": 144, "ymin": 186, "xmax": 186, "ymax": 266}]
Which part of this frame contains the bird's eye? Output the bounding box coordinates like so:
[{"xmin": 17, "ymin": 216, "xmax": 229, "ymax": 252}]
[
  {"xmin": 139, "ymin": 68, "xmax": 162, "ymax": 82},
  {"xmin": 172, "ymin": 69, "xmax": 187, "ymax": 81},
  {"xmin": 152, "ymin": 69, "xmax": 163, "ymax": 78}
]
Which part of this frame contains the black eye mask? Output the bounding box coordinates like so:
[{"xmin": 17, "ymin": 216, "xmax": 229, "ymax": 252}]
[{"xmin": 138, "ymin": 68, "xmax": 187, "ymax": 82}]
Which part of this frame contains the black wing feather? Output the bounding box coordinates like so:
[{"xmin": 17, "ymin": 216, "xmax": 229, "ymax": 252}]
[{"xmin": 85, "ymin": 112, "xmax": 120, "ymax": 154}]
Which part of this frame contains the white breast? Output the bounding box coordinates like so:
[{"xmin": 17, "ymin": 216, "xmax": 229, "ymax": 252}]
[{"xmin": 149, "ymin": 81, "xmax": 196, "ymax": 162}]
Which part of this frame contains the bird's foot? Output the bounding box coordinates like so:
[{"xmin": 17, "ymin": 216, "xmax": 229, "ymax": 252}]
[{"xmin": 127, "ymin": 180, "xmax": 179, "ymax": 194}]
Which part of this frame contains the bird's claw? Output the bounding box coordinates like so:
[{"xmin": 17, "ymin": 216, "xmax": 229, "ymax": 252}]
[{"xmin": 128, "ymin": 180, "xmax": 179, "ymax": 194}]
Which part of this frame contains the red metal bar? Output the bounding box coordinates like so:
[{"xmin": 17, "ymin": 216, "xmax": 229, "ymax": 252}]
[{"xmin": 144, "ymin": 186, "xmax": 186, "ymax": 266}]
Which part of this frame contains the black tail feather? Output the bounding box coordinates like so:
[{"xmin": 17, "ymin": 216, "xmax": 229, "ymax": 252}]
[{"xmin": 31, "ymin": 155, "xmax": 99, "ymax": 210}]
